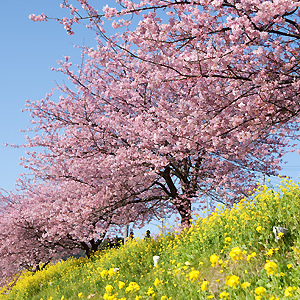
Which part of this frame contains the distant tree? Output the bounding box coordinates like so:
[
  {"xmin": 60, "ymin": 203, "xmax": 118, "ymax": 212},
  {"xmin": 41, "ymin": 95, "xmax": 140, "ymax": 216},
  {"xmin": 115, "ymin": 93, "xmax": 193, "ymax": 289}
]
[
  {"xmin": 24, "ymin": 0, "xmax": 300, "ymax": 228},
  {"xmin": 0, "ymin": 177, "xmax": 161, "ymax": 281}
]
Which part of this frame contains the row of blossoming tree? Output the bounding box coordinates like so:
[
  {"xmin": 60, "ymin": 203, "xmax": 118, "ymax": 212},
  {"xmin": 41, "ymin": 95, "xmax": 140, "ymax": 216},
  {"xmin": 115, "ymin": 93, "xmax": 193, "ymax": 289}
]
[{"xmin": 1, "ymin": 0, "xmax": 300, "ymax": 283}]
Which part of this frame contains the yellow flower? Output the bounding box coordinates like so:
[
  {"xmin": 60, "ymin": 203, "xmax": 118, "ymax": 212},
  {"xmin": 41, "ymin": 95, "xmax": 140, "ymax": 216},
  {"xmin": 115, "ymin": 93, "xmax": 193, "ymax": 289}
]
[
  {"xmin": 267, "ymin": 249, "xmax": 274, "ymax": 257},
  {"xmin": 161, "ymin": 296, "xmax": 171, "ymax": 300},
  {"xmin": 210, "ymin": 254, "xmax": 219, "ymax": 267},
  {"xmin": 256, "ymin": 226, "xmax": 262, "ymax": 233},
  {"xmin": 255, "ymin": 286, "xmax": 266, "ymax": 296},
  {"xmin": 278, "ymin": 232, "xmax": 284, "ymax": 239},
  {"xmin": 125, "ymin": 282, "xmax": 140, "ymax": 293},
  {"xmin": 264, "ymin": 260, "xmax": 278, "ymax": 276},
  {"xmin": 200, "ymin": 281, "xmax": 209, "ymax": 291},
  {"xmin": 284, "ymin": 286, "xmax": 296, "ymax": 297},
  {"xmin": 207, "ymin": 296, "xmax": 214, "ymax": 299},
  {"xmin": 78, "ymin": 292, "xmax": 83, "ymax": 299},
  {"xmin": 241, "ymin": 282, "xmax": 251, "ymax": 289},
  {"xmin": 284, "ymin": 286, "xmax": 293, "ymax": 297},
  {"xmin": 154, "ymin": 278, "xmax": 163, "ymax": 286},
  {"xmin": 103, "ymin": 294, "xmax": 117, "ymax": 300},
  {"xmin": 103, "ymin": 293, "xmax": 108, "ymax": 300},
  {"xmin": 147, "ymin": 287, "xmax": 155, "ymax": 296},
  {"xmin": 229, "ymin": 247, "xmax": 244, "ymax": 262},
  {"xmin": 100, "ymin": 269, "xmax": 108, "ymax": 278},
  {"xmin": 219, "ymin": 291, "xmax": 229, "ymax": 299},
  {"xmin": 108, "ymin": 268, "xmax": 117, "ymax": 276},
  {"xmin": 173, "ymin": 269, "xmax": 180, "ymax": 275},
  {"xmin": 187, "ymin": 270, "xmax": 200, "ymax": 282},
  {"xmin": 225, "ymin": 237, "xmax": 231, "ymax": 243},
  {"xmin": 135, "ymin": 297, "xmax": 142, "ymax": 300},
  {"xmin": 105, "ymin": 285, "xmax": 114, "ymax": 293},
  {"xmin": 118, "ymin": 281, "xmax": 125, "ymax": 289},
  {"xmin": 226, "ymin": 275, "xmax": 239, "ymax": 289},
  {"xmin": 287, "ymin": 264, "xmax": 293, "ymax": 269}
]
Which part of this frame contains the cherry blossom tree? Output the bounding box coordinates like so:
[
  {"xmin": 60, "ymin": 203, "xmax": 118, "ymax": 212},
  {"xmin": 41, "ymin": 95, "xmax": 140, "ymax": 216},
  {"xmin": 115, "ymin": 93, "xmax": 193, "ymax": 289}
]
[
  {"xmin": 0, "ymin": 189, "xmax": 59, "ymax": 281},
  {"xmin": 24, "ymin": 0, "xmax": 300, "ymax": 228},
  {"xmin": 0, "ymin": 174, "xmax": 164, "ymax": 280}
]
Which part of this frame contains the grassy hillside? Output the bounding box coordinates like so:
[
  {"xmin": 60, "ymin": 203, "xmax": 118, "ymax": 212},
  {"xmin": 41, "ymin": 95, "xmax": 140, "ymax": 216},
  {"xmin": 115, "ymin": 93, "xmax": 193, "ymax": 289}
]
[{"xmin": 1, "ymin": 178, "xmax": 300, "ymax": 300}]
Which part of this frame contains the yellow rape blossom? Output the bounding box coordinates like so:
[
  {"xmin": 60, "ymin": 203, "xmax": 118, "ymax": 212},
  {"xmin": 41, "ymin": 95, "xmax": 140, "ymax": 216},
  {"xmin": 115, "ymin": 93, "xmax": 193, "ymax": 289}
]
[
  {"xmin": 147, "ymin": 287, "xmax": 155, "ymax": 297},
  {"xmin": 284, "ymin": 286, "xmax": 296, "ymax": 297},
  {"xmin": 224, "ymin": 237, "xmax": 231, "ymax": 243},
  {"xmin": 284, "ymin": 286, "xmax": 293, "ymax": 297},
  {"xmin": 229, "ymin": 247, "xmax": 244, "ymax": 262},
  {"xmin": 187, "ymin": 270, "xmax": 200, "ymax": 282},
  {"xmin": 103, "ymin": 294, "xmax": 117, "ymax": 300},
  {"xmin": 154, "ymin": 278, "xmax": 163, "ymax": 286},
  {"xmin": 105, "ymin": 285, "xmax": 114, "ymax": 293},
  {"xmin": 108, "ymin": 268, "xmax": 116, "ymax": 276},
  {"xmin": 264, "ymin": 260, "xmax": 278, "ymax": 276},
  {"xmin": 226, "ymin": 275, "xmax": 239, "ymax": 289},
  {"xmin": 100, "ymin": 270, "xmax": 108, "ymax": 278},
  {"xmin": 200, "ymin": 280, "xmax": 209, "ymax": 291},
  {"xmin": 241, "ymin": 282, "xmax": 251, "ymax": 289},
  {"xmin": 118, "ymin": 281, "xmax": 125, "ymax": 289},
  {"xmin": 247, "ymin": 252, "xmax": 256, "ymax": 262},
  {"xmin": 219, "ymin": 291, "xmax": 229, "ymax": 299},
  {"xmin": 255, "ymin": 286, "xmax": 266, "ymax": 296},
  {"xmin": 125, "ymin": 282, "xmax": 140, "ymax": 293},
  {"xmin": 210, "ymin": 254, "xmax": 219, "ymax": 267}
]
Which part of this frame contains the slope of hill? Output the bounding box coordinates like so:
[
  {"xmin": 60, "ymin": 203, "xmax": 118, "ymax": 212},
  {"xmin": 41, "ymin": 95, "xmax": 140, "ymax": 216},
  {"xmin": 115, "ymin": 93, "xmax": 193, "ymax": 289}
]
[{"xmin": 1, "ymin": 178, "xmax": 300, "ymax": 300}]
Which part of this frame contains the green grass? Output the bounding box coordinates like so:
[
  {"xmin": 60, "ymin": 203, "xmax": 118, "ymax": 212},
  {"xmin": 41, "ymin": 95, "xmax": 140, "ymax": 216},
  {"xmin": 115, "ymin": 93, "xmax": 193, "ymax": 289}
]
[{"xmin": 2, "ymin": 178, "xmax": 300, "ymax": 300}]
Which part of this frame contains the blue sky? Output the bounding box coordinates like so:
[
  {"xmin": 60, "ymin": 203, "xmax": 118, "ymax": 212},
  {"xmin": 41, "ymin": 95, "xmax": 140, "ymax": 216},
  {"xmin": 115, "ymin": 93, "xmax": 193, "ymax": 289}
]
[
  {"xmin": 0, "ymin": 1, "xmax": 299, "ymax": 196},
  {"xmin": 0, "ymin": 1, "xmax": 89, "ymax": 192}
]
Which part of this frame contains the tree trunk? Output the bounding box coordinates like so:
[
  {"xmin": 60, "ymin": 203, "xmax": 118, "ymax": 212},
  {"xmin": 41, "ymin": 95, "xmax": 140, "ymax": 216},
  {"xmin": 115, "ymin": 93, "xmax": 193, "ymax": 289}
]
[
  {"xmin": 80, "ymin": 241, "xmax": 92, "ymax": 258},
  {"xmin": 175, "ymin": 199, "xmax": 192, "ymax": 227}
]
